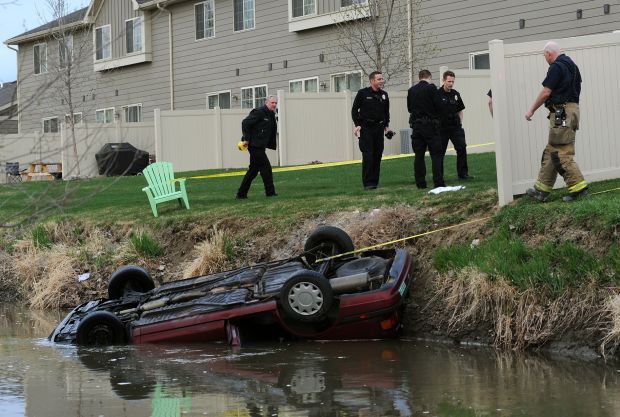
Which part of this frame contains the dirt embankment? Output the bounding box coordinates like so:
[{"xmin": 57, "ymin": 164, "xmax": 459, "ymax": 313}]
[{"xmin": 1, "ymin": 203, "xmax": 619, "ymax": 359}]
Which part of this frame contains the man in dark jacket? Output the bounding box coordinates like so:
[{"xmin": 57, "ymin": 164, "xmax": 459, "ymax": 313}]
[
  {"xmin": 407, "ymin": 69, "xmax": 445, "ymax": 189},
  {"xmin": 351, "ymin": 71, "xmax": 394, "ymax": 190},
  {"xmin": 236, "ymin": 96, "xmax": 278, "ymax": 199},
  {"xmin": 438, "ymin": 70, "xmax": 470, "ymax": 180}
]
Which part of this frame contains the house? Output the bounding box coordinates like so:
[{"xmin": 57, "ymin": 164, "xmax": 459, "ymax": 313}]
[
  {"xmin": 3, "ymin": 0, "xmax": 618, "ymax": 134},
  {"xmin": 0, "ymin": 81, "xmax": 18, "ymax": 134}
]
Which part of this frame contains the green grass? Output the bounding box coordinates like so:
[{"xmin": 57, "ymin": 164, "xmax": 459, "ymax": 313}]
[
  {"xmin": 0, "ymin": 152, "xmax": 499, "ymax": 226},
  {"xmin": 434, "ymin": 228, "xmax": 620, "ymax": 294},
  {"xmin": 129, "ymin": 231, "xmax": 164, "ymax": 258}
]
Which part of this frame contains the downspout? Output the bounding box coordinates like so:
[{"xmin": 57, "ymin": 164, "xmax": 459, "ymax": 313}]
[
  {"xmin": 6, "ymin": 44, "xmax": 21, "ymax": 132},
  {"xmin": 407, "ymin": 0, "xmax": 413, "ymax": 86},
  {"xmin": 157, "ymin": 3, "xmax": 175, "ymax": 110}
]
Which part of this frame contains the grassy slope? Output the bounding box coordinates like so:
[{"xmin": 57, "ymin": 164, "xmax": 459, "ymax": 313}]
[{"xmin": 1, "ymin": 151, "xmax": 619, "ymax": 294}]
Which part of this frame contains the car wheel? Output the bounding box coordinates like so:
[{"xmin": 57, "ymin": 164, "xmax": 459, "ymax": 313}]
[
  {"xmin": 279, "ymin": 271, "xmax": 333, "ymax": 323},
  {"xmin": 76, "ymin": 311, "xmax": 127, "ymax": 346},
  {"xmin": 108, "ymin": 265, "xmax": 155, "ymax": 299},
  {"xmin": 304, "ymin": 226, "xmax": 354, "ymax": 265}
]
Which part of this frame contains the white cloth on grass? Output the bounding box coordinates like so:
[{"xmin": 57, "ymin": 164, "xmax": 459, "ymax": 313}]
[{"xmin": 428, "ymin": 185, "xmax": 466, "ymax": 195}]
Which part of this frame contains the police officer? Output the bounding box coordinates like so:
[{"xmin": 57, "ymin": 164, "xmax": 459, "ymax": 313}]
[
  {"xmin": 236, "ymin": 95, "xmax": 278, "ymax": 199},
  {"xmin": 407, "ymin": 69, "xmax": 445, "ymax": 189},
  {"xmin": 525, "ymin": 41, "xmax": 587, "ymax": 202},
  {"xmin": 438, "ymin": 70, "xmax": 471, "ymax": 180},
  {"xmin": 351, "ymin": 71, "xmax": 394, "ymax": 190}
]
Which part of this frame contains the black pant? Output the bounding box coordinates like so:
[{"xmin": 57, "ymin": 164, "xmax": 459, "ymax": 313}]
[
  {"xmin": 411, "ymin": 122, "xmax": 445, "ymax": 188},
  {"xmin": 359, "ymin": 123, "xmax": 384, "ymax": 187},
  {"xmin": 440, "ymin": 125, "xmax": 468, "ymax": 178},
  {"xmin": 237, "ymin": 146, "xmax": 275, "ymax": 197}
]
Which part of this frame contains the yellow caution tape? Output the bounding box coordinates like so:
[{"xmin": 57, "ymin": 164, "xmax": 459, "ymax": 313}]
[
  {"xmin": 315, "ymin": 216, "xmax": 492, "ymax": 264},
  {"xmin": 590, "ymin": 187, "xmax": 620, "ymax": 196},
  {"xmin": 175, "ymin": 141, "xmax": 496, "ymax": 182}
]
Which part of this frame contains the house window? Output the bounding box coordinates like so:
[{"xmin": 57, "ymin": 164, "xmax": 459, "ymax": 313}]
[
  {"xmin": 233, "ymin": 0, "xmax": 255, "ymax": 32},
  {"xmin": 59, "ymin": 35, "xmax": 73, "ymax": 68},
  {"xmin": 469, "ymin": 51, "xmax": 490, "ymax": 69},
  {"xmin": 341, "ymin": 0, "xmax": 366, "ymax": 7},
  {"xmin": 289, "ymin": 77, "xmax": 318, "ymax": 93},
  {"xmin": 65, "ymin": 112, "xmax": 83, "ymax": 125},
  {"xmin": 126, "ymin": 17, "xmax": 143, "ymax": 54},
  {"xmin": 96, "ymin": 108, "xmax": 115, "ymax": 123},
  {"xmin": 292, "ymin": 0, "xmax": 315, "ymax": 17},
  {"xmin": 195, "ymin": 1, "xmax": 216, "ymax": 39},
  {"xmin": 42, "ymin": 117, "xmax": 58, "ymax": 133},
  {"xmin": 95, "ymin": 25, "xmax": 111, "ymax": 60},
  {"xmin": 33, "ymin": 43, "xmax": 47, "ymax": 74},
  {"xmin": 241, "ymin": 85, "xmax": 267, "ymax": 109},
  {"xmin": 331, "ymin": 71, "xmax": 362, "ymax": 92},
  {"xmin": 123, "ymin": 104, "xmax": 142, "ymax": 122},
  {"xmin": 207, "ymin": 91, "xmax": 231, "ymax": 109}
]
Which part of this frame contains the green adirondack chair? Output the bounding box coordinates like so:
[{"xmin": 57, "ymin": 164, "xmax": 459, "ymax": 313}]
[{"xmin": 141, "ymin": 161, "xmax": 190, "ymax": 217}]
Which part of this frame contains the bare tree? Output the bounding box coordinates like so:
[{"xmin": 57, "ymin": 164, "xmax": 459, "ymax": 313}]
[
  {"xmin": 41, "ymin": 0, "xmax": 96, "ymax": 176},
  {"xmin": 328, "ymin": 0, "xmax": 439, "ymax": 85}
]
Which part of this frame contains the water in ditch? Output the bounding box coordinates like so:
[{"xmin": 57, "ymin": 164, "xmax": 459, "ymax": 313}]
[{"xmin": 2, "ymin": 303, "xmax": 620, "ymax": 417}]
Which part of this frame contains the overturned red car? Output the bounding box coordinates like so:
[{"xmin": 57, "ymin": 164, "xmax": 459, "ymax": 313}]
[{"xmin": 49, "ymin": 226, "xmax": 413, "ymax": 346}]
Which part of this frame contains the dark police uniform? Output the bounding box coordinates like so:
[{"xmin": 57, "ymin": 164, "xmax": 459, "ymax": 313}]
[
  {"xmin": 407, "ymin": 80, "xmax": 445, "ymax": 188},
  {"xmin": 438, "ymin": 86, "xmax": 469, "ymax": 179},
  {"xmin": 351, "ymin": 86, "xmax": 390, "ymax": 188},
  {"xmin": 532, "ymin": 53, "xmax": 587, "ymax": 197},
  {"xmin": 236, "ymin": 105, "xmax": 277, "ymax": 198}
]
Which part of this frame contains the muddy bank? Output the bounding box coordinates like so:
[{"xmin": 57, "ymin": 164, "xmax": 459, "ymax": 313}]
[{"xmin": 1, "ymin": 204, "xmax": 619, "ymax": 359}]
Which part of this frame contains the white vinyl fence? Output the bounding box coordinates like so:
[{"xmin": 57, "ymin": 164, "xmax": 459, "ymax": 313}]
[
  {"xmin": 156, "ymin": 80, "xmax": 494, "ymax": 172},
  {"xmin": 491, "ymin": 31, "xmax": 620, "ymax": 205},
  {"xmin": 0, "ymin": 122, "xmax": 154, "ymax": 182}
]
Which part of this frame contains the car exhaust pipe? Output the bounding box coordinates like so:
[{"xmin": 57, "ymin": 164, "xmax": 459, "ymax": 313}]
[{"xmin": 329, "ymin": 272, "xmax": 370, "ymax": 294}]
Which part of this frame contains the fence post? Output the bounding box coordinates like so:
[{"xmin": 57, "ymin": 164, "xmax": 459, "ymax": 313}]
[
  {"xmin": 154, "ymin": 108, "xmax": 162, "ymax": 162},
  {"xmin": 214, "ymin": 107, "xmax": 223, "ymax": 168},
  {"xmin": 439, "ymin": 65, "xmax": 448, "ymax": 80},
  {"xmin": 489, "ymin": 39, "xmax": 514, "ymax": 206},
  {"xmin": 277, "ymin": 89, "xmax": 287, "ymax": 167},
  {"xmin": 344, "ymin": 90, "xmax": 354, "ymax": 160}
]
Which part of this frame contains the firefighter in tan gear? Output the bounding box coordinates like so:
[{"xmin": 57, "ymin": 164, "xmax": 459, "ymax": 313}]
[{"xmin": 524, "ymin": 41, "xmax": 588, "ymax": 202}]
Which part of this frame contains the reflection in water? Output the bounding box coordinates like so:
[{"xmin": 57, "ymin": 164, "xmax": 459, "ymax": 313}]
[{"xmin": 1, "ymin": 304, "xmax": 620, "ymax": 416}]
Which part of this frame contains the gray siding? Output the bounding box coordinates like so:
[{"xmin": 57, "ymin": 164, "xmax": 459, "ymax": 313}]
[
  {"xmin": 95, "ymin": 0, "xmax": 141, "ymax": 60},
  {"xmin": 13, "ymin": 0, "xmax": 620, "ymax": 133},
  {"xmin": 419, "ymin": 0, "xmax": 620, "ymax": 75}
]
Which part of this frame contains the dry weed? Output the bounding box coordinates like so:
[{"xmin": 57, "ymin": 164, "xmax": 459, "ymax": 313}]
[
  {"xmin": 601, "ymin": 294, "xmax": 620, "ymax": 357},
  {"xmin": 183, "ymin": 229, "xmax": 231, "ymax": 278},
  {"xmin": 29, "ymin": 246, "xmax": 80, "ymax": 309}
]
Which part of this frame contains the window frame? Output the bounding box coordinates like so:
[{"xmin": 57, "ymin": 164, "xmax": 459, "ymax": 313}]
[
  {"xmin": 58, "ymin": 35, "xmax": 73, "ymax": 69},
  {"xmin": 122, "ymin": 103, "xmax": 143, "ymax": 123},
  {"xmin": 33, "ymin": 43, "xmax": 48, "ymax": 75},
  {"xmin": 290, "ymin": 0, "xmax": 317, "ymax": 18},
  {"xmin": 94, "ymin": 24, "xmax": 112, "ymax": 61},
  {"xmin": 95, "ymin": 107, "xmax": 115, "ymax": 123},
  {"xmin": 341, "ymin": 0, "xmax": 368, "ymax": 9},
  {"xmin": 65, "ymin": 112, "xmax": 83, "ymax": 126},
  {"xmin": 330, "ymin": 70, "xmax": 363, "ymax": 92},
  {"xmin": 195, "ymin": 0, "xmax": 216, "ymax": 40},
  {"xmin": 289, "ymin": 76, "xmax": 319, "ymax": 93},
  {"xmin": 240, "ymin": 84, "xmax": 268, "ymax": 109},
  {"xmin": 42, "ymin": 117, "xmax": 59, "ymax": 133},
  {"xmin": 207, "ymin": 90, "xmax": 232, "ymax": 109},
  {"xmin": 125, "ymin": 17, "xmax": 143, "ymax": 55},
  {"xmin": 233, "ymin": 0, "xmax": 255, "ymax": 33},
  {"xmin": 469, "ymin": 50, "xmax": 490, "ymax": 70}
]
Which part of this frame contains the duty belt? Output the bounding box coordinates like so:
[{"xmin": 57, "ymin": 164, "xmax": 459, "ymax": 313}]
[{"xmin": 363, "ymin": 119, "xmax": 385, "ymax": 126}]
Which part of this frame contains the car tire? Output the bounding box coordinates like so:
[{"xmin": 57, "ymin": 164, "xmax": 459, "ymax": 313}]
[
  {"xmin": 76, "ymin": 311, "xmax": 127, "ymax": 346},
  {"xmin": 108, "ymin": 265, "xmax": 155, "ymax": 299},
  {"xmin": 304, "ymin": 226, "xmax": 354, "ymax": 265},
  {"xmin": 279, "ymin": 271, "xmax": 333, "ymax": 323}
]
